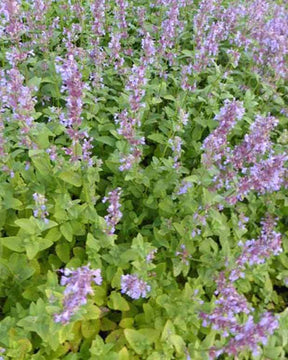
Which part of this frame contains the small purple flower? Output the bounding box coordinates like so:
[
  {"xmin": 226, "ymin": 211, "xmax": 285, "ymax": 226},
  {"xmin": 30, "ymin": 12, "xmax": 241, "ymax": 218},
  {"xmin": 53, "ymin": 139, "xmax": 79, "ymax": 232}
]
[
  {"xmin": 121, "ymin": 274, "xmax": 150, "ymax": 299},
  {"xmin": 33, "ymin": 193, "xmax": 49, "ymax": 223},
  {"xmin": 146, "ymin": 249, "xmax": 157, "ymax": 263},
  {"xmin": 176, "ymin": 244, "xmax": 191, "ymax": 265},
  {"xmin": 177, "ymin": 180, "xmax": 192, "ymax": 195}
]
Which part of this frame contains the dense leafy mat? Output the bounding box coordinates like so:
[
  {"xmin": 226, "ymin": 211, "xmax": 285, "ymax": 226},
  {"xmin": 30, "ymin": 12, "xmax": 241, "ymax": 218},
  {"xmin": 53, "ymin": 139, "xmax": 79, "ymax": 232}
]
[{"xmin": 0, "ymin": 0, "xmax": 288, "ymax": 359}]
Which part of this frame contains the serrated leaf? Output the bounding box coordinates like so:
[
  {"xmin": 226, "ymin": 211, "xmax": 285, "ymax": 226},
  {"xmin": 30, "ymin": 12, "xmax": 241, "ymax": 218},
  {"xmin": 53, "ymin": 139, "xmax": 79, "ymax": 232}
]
[
  {"xmin": 108, "ymin": 291, "xmax": 130, "ymax": 311},
  {"xmin": 58, "ymin": 171, "xmax": 82, "ymax": 187},
  {"xmin": 0, "ymin": 236, "xmax": 24, "ymax": 252},
  {"xmin": 3, "ymin": 196, "xmax": 22, "ymax": 210},
  {"xmin": 147, "ymin": 133, "xmax": 166, "ymax": 144},
  {"xmin": 170, "ymin": 334, "xmax": 185, "ymax": 354},
  {"xmin": 124, "ymin": 329, "xmax": 152, "ymax": 355},
  {"xmin": 15, "ymin": 218, "xmax": 38, "ymax": 235},
  {"xmin": 118, "ymin": 347, "xmax": 129, "ymax": 360},
  {"xmin": 60, "ymin": 222, "xmax": 73, "ymax": 242},
  {"xmin": 25, "ymin": 241, "xmax": 40, "ymax": 260},
  {"xmin": 56, "ymin": 242, "xmax": 70, "ymax": 262}
]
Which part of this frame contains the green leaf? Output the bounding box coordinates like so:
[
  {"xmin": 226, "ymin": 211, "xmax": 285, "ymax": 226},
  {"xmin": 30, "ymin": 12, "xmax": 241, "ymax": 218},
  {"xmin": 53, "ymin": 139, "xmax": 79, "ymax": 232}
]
[
  {"xmin": 161, "ymin": 320, "xmax": 175, "ymax": 341},
  {"xmin": 90, "ymin": 336, "xmax": 114, "ymax": 356},
  {"xmin": 86, "ymin": 233, "xmax": 100, "ymax": 252},
  {"xmin": 36, "ymin": 219, "xmax": 58, "ymax": 232},
  {"xmin": 124, "ymin": 329, "xmax": 152, "ymax": 355},
  {"xmin": 170, "ymin": 334, "xmax": 185, "ymax": 354},
  {"xmin": 27, "ymin": 76, "xmax": 42, "ymax": 89},
  {"xmin": 83, "ymin": 303, "xmax": 101, "ymax": 320},
  {"xmin": 147, "ymin": 133, "xmax": 166, "ymax": 144},
  {"xmin": 95, "ymin": 136, "xmax": 116, "ymax": 146},
  {"xmin": 0, "ymin": 236, "xmax": 24, "ymax": 252},
  {"xmin": 56, "ymin": 242, "xmax": 70, "ymax": 262},
  {"xmin": 3, "ymin": 196, "xmax": 22, "ymax": 210},
  {"xmin": 263, "ymin": 347, "xmax": 283, "ymax": 359},
  {"xmin": 58, "ymin": 171, "xmax": 82, "ymax": 187},
  {"xmin": 118, "ymin": 347, "xmax": 129, "ymax": 360},
  {"xmin": 25, "ymin": 240, "xmax": 39, "ymax": 260},
  {"xmin": 8, "ymin": 254, "xmax": 35, "ymax": 282},
  {"xmin": 60, "ymin": 222, "xmax": 74, "ymax": 242},
  {"xmin": 30, "ymin": 154, "xmax": 51, "ymax": 176},
  {"xmin": 15, "ymin": 218, "xmax": 39, "ymax": 235},
  {"xmin": 108, "ymin": 291, "xmax": 130, "ymax": 311},
  {"xmin": 81, "ymin": 320, "xmax": 100, "ymax": 339}
]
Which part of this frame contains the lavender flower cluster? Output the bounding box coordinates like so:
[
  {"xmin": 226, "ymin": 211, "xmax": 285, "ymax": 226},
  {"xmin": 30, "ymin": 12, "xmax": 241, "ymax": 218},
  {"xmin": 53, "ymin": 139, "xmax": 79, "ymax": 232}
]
[
  {"xmin": 121, "ymin": 274, "xmax": 150, "ymax": 299},
  {"xmin": 102, "ymin": 188, "xmax": 123, "ymax": 235},
  {"xmin": 229, "ymin": 215, "xmax": 282, "ymax": 282},
  {"xmin": 202, "ymin": 215, "xmax": 282, "ymax": 358},
  {"xmin": 0, "ymin": 67, "xmax": 37, "ymax": 153},
  {"xmin": 202, "ymin": 100, "xmax": 287, "ymax": 203},
  {"xmin": 193, "ymin": 0, "xmax": 288, "ymax": 81},
  {"xmin": 202, "ymin": 271, "xmax": 279, "ymax": 359},
  {"xmin": 54, "ymin": 265, "xmax": 102, "ymax": 324},
  {"xmin": 55, "ymin": 54, "xmax": 94, "ymax": 166}
]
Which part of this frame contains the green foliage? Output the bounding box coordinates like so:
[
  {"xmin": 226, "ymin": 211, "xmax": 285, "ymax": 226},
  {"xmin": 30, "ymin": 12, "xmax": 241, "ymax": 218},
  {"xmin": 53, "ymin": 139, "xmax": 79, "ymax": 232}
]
[{"xmin": 0, "ymin": 0, "xmax": 287, "ymax": 359}]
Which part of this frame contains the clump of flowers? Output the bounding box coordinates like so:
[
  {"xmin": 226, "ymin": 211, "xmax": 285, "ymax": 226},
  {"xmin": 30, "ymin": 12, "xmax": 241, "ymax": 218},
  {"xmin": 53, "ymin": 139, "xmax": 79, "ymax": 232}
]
[
  {"xmin": 202, "ymin": 271, "xmax": 279, "ymax": 359},
  {"xmin": 54, "ymin": 265, "xmax": 102, "ymax": 324},
  {"xmin": 125, "ymin": 64, "xmax": 148, "ymax": 112},
  {"xmin": 229, "ymin": 215, "xmax": 282, "ymax": 281},
  {"xmin": 3, "ymin": 67, "xmax": 37, "ymax": 149},
  {"xmin": 202, "ymin": 100, "xmax": 287, "ymax": 203},
  {"xmin": 209, "ymin": 312, "xmax": 279, "ymax": 359},
  {"xmin": 202, "ymin": 214, "xmax": 282, "ymax": 358},
  {"xmin": 141, "ymin": 32, "xmax": 156, "ymax": 65},
  {"xmin": 202, "ymin": 99, "xmax": 245, "ymax": 169},
  {"xmin": 114, "ymin": 110, "xmax": 145, "ymax": 171},
  {"xmin": 0, "ymin": 0, "xmax": 25, "ymax": 39},
  {"xmin": 33, "ymin": 193, "xmax": 49, "ymax": 223},
  {"xmin": 55, "ymin": 54, "xmax": 94, "ymax": 165},
  {"xmin": 102, "ymin": 188, "xmax": 122, "ymax": 235},
  {"xmin": 90, "ymin": 0, "xmax": 106, "ymax": 37},
  {"xmin": 121, "ymin": 274, "xmax": 151, "ymax": 299}
]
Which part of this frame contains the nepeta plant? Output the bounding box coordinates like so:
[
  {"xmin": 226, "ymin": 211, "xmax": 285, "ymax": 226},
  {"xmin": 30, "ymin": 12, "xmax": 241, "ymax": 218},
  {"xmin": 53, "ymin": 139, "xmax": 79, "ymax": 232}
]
[{"xmin": 0, "ymin": 0, "xmax": 287, "ymax": 359}]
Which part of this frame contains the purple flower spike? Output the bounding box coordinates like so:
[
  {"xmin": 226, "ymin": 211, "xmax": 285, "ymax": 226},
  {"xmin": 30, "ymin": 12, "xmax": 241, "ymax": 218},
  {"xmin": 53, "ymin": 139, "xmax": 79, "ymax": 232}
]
[
  {"xmin": 54, "ymin": 265, "xmax": 102, "ymax": 324},
  {"xmin": 102, "ymin": 188, "xmax": 122, "ymax": 235}
]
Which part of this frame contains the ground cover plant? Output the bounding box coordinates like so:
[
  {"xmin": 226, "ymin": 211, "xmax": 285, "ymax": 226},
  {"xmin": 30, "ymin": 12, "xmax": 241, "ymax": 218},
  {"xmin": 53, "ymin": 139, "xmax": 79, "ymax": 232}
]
[{"xmin": 0, "ymin": 0, "xmax": 288, "ymax": 359}]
